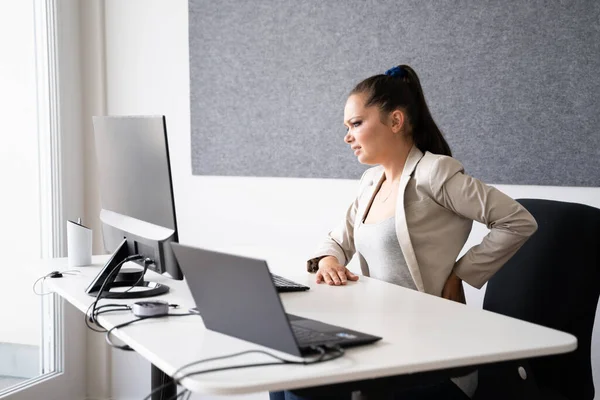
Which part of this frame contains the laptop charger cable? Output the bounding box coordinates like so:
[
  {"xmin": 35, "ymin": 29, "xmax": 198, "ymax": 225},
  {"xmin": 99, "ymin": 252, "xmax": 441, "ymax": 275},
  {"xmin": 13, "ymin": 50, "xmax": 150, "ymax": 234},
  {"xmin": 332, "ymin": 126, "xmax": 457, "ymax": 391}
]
[
  {"xmin": 145, "ymin": 345, "xmax": 347, "ymax": 400},
  {"xmin": 85, "ymin": 300, "xmax": 180, "ymax": 333},
  {"xmin": 132, "ymin": 300, "xmax": 170, "ymax": 317},
  {"xmin": 33, "ymin": 263, "xmax": 346, "ymax": 399},
  {"xmin": 85, "ymin": 301, "xmax": 345, "ymax": 399},
  {"xmin": 105, "ymin": 311, "xmax": 193, "ymax": 351}
]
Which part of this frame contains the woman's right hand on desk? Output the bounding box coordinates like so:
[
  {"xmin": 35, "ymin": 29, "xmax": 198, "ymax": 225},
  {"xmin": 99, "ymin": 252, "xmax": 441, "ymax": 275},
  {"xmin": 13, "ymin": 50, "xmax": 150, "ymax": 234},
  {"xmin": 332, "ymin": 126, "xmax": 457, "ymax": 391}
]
[{"xmin": 316, "ymin": 256, "xmax": 359, "ymax": 286}]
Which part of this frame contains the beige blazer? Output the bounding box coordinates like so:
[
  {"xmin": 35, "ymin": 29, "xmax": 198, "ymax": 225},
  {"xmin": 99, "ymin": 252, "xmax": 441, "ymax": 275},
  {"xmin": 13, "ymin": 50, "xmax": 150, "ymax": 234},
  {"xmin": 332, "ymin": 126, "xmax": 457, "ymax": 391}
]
[{"xmin": 307, "ymin": 145, "xmax": 538, "ymax": 296}]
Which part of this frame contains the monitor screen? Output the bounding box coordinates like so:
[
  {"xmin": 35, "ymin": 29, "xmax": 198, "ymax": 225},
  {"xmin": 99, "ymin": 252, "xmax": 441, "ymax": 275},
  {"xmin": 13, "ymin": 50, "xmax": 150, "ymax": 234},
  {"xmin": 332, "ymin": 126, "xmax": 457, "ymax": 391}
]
[{"xmin": 91, "ymin": 115, "xmax": 182, "ymax": 281}]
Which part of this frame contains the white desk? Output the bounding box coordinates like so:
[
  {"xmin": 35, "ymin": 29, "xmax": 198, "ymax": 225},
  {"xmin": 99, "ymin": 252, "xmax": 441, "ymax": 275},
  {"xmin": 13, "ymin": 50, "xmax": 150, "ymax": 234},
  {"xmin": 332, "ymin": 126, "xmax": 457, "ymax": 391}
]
[{"xmin": 33, "ymin": 256, "xmax": 576, "ymax": 396}]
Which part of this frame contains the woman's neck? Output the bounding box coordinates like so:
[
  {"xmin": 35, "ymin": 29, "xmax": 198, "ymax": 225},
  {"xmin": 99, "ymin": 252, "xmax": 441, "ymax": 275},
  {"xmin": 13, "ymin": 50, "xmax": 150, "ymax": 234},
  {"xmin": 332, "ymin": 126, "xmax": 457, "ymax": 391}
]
[{"xmin": 381, "ymin": 143, "xmax": 413, "ymax": 183}]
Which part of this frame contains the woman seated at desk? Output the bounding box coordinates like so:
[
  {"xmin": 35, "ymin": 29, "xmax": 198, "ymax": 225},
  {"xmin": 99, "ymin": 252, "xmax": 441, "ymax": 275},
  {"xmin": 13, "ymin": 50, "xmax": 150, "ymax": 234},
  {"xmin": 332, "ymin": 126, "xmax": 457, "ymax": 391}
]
[{"xmin": 271, "ymin": 64, "xmax": 538, "ymax": 400}]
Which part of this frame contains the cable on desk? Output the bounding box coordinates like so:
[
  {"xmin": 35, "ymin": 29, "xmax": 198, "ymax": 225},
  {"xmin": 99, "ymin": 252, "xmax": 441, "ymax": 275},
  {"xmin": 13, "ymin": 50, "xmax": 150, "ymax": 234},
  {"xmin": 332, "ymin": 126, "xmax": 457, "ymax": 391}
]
[
  {"xmin": 85, "ymin": 301, "xmax": 180, "ymax": 334},
  {"xmin": 171, "ymin": 389, "xmax": 191, "ymax": 400},
  {"xmin": 105, "ymin": 313, "xmax": 195, "ymax": 351},
  {"xmin": 166, "ymin": 348, "xmax": 344, "ymax": 400},
  {"xmin": 123, "ymin": 257, "xmax": 154, "ymax": 293},
  {"xmin": 104, "ymin": 312, "xmax": 195, "ymax": 400},
  {"xmin": 88, "ymin": 254, "xmax": 143, "ymax": 327},
  {"xmin": 32, "ymin": 270, "xmax": 80, "ymax": 296},
  {"xmin": 85, "ymin": 303, "xmax": 132, "ymax": 333},
  {"xmin": 143, "ymin": 345, "xmax": 345, "ymax": 400},
  {"xmin": 90, "ymin": 254, "xmax": 143, "ymax": 321}
]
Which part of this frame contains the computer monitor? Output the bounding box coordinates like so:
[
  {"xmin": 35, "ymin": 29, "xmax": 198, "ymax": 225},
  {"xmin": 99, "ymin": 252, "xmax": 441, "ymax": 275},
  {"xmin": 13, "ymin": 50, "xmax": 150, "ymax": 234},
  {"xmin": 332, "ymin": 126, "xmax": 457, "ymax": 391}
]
[{"xmin": 85, "ymin": 115, "xmax": 182, "ymax": 298}]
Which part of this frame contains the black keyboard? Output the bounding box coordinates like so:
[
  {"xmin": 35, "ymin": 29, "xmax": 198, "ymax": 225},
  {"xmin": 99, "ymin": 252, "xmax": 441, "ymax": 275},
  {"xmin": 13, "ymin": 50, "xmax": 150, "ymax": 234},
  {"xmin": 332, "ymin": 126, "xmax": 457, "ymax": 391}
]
[
  {"xmin": 291, "ymin": 324, "xmax": 341, "ymax": 345},
  {"xmin": 271, "ymin": 274, "xmax": 310, "ymax": 292}
]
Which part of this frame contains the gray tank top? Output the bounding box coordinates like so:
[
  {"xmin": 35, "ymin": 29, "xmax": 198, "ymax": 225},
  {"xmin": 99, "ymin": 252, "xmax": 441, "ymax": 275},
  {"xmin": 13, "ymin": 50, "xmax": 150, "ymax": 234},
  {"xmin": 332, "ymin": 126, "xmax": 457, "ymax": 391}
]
[
  {"xmin": 356, "ymin": 217, "xmax": 475, "ymax": 397},
  {"xmin": 355, "ymin": 217, "xmax": 417, "ymax": 290}
]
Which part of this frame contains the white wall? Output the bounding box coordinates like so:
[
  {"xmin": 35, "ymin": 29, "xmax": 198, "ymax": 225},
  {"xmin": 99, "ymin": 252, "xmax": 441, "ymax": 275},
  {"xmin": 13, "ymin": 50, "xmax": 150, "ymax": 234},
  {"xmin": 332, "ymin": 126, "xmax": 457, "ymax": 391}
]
[
  {"xmin": 79, "ymin": 2, "xmax": 113, "ymax": 399},
  {"xmin": 97, "ymin": 1, "xmax": 600, "ymax": 399}
]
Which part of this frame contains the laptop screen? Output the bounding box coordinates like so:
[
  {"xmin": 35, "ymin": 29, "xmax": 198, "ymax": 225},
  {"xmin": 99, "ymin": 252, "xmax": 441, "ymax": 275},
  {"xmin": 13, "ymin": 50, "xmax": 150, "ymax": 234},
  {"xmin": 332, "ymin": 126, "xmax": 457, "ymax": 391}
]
[{"xmin": 171, "ymin": 243, "xmax": 303, "ymax": 356}]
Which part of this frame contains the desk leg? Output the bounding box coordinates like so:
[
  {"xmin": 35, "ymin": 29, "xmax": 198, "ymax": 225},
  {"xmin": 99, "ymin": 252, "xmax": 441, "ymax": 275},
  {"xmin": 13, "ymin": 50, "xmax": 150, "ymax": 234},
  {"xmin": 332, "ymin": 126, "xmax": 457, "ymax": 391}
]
[{"xmin": 151, "ymin": 364, "xmax": 176, "ymax": 400}]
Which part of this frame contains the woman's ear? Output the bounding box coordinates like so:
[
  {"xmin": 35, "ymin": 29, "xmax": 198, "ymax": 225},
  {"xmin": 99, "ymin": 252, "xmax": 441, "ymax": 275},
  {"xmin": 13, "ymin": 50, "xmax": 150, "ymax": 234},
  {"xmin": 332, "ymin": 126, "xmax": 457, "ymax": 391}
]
[{"xmin": 390, "ymin": 110, "xmax": 404, "ymax": 134}]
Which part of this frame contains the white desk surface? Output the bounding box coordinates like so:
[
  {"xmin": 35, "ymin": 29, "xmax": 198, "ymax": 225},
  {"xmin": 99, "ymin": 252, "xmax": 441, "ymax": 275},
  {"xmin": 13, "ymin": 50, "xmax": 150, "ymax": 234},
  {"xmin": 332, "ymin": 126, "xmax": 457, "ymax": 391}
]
[{"xmin": 32, "ymin": 256, "xmax": 577, "ymax": 395}]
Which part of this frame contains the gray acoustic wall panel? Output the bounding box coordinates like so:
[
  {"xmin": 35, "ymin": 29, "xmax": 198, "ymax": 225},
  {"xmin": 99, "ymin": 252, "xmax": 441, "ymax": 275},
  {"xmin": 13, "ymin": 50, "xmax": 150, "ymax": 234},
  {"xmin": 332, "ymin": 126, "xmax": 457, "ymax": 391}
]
[{"xmin": 189, "ymin": 1, "xmax": 600, "ymax": 186}]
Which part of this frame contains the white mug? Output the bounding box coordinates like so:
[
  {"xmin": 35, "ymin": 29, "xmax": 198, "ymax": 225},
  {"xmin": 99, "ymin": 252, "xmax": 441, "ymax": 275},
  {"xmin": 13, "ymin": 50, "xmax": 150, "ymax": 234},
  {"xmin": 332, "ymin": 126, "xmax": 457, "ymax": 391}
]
[{"xmin": 67, "ymin": 219, "xmax": 92, "ymax": 268}]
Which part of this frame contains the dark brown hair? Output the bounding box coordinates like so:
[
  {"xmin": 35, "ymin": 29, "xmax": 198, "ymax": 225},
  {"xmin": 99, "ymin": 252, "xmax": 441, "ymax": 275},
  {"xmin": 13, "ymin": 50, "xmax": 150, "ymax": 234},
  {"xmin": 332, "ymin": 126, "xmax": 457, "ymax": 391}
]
[{"xmin": 350, "ymin": 65, "xmax": 452, "ymax": 156}]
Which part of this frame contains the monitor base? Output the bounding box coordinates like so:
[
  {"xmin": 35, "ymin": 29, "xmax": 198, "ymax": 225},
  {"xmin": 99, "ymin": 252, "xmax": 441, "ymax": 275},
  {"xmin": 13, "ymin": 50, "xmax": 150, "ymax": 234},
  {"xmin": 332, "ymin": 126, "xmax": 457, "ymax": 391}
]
[
  {"xmin": 86, "ymin": 281, "xmax": 169, "ymax": 299},
  {"xmin": 85, "ymin": 239, "xmax": 170, "ymax": 299},
  {"xmin": 115, "ymin": 267, "xmax": 145, "ymax": 284}
]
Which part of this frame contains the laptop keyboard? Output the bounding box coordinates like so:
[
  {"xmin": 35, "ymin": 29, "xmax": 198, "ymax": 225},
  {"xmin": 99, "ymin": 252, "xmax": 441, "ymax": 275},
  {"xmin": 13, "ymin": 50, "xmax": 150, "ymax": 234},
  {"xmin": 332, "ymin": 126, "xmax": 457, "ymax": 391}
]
[
  {"xmin": 291, "ymin": 324, "xmax": 342, "ymax": 345},
  {"xmin": 271, "ymin": 274, "xmax": 309, "ymax": 292}
]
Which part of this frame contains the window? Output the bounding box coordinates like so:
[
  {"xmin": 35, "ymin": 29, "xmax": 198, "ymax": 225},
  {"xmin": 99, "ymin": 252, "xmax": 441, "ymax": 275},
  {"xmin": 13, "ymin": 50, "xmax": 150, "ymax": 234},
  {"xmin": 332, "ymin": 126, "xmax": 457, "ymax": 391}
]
[{"xmin": 0, "ymin": 1, "xmax": 85, "ymax": 398}]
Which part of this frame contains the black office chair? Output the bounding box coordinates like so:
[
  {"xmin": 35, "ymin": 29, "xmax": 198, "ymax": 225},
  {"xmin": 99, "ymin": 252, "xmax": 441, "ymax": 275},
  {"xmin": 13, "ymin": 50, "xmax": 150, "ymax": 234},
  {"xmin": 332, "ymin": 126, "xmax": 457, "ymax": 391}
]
[{"xmin": 473, "ymin": 199, "xmax": 600, "ymax": 400}]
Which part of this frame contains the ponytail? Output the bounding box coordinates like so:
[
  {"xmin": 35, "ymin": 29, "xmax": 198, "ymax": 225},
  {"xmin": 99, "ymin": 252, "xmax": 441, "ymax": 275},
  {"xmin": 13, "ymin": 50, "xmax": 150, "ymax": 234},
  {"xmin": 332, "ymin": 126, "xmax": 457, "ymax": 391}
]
[{"xmin": 350, "ymin": 65, "xmax": 452, "ymax": 157}]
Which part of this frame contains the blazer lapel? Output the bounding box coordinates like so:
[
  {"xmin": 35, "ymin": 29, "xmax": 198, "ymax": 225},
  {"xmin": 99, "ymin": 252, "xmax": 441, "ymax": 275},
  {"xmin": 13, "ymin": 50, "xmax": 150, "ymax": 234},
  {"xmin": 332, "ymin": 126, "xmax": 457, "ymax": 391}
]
[{"xmin": 395, "ymin": 146, "xmax": 426, "ymax": 292}]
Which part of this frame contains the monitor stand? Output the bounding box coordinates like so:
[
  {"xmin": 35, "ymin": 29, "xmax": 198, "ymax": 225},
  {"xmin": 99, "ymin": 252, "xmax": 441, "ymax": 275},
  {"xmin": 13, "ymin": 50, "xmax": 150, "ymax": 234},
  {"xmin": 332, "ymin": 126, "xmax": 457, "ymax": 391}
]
[{"xmin": 85, "ymin": 239, "xmax": 169, "ymax": 299}]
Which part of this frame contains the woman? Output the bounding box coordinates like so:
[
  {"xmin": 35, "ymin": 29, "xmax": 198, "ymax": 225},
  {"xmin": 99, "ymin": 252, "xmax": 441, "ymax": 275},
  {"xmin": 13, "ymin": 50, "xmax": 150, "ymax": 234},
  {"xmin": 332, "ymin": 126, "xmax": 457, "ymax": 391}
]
[{"xmin": 271, "ymin": 65, "xmax": 537, "ymax": 400}]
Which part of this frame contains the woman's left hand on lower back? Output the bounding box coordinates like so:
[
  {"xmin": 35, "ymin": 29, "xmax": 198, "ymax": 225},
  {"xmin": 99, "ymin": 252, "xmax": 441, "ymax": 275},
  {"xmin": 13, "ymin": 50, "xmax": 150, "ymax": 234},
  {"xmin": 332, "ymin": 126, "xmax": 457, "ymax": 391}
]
[{"xmin": 442, "ymin": 271, "xmax": 466, "ymax": 304}]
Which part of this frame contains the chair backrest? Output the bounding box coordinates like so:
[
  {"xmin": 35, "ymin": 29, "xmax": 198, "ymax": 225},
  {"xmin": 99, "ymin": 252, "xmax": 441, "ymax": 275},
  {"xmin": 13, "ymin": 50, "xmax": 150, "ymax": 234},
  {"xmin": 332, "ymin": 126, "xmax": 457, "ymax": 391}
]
[{"xmin": 483, "ymin": 199, "xmax": 600, "ymax": 400}]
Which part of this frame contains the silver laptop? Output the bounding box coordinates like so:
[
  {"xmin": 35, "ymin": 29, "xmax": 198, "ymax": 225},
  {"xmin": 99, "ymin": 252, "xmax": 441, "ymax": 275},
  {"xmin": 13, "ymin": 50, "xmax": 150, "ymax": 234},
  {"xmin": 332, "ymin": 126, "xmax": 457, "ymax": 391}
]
[{"xmin": 171, "ymin": 243, "xmax": 382, "ymax": 357}]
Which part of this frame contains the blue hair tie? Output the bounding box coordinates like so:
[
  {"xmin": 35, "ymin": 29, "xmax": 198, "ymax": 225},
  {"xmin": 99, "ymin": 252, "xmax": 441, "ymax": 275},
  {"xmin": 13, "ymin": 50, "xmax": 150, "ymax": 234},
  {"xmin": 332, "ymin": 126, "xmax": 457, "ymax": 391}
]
[{"xmin": 384, "ymin": 66, "xmax": 405, "ymax": 78}]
